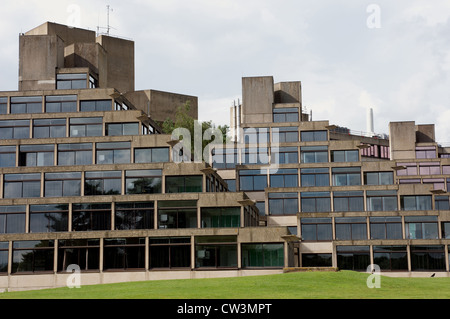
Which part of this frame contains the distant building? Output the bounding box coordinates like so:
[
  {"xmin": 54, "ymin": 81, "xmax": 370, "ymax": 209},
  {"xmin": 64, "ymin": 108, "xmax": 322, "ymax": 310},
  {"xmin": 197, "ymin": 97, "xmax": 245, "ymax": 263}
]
[
  {"xmin": 220, "ymin": 75, "xmax": 450, "ymax": 275},
  {"xmin": 0, "ymin": 22, "xmax": 449, "ymax": 291}
]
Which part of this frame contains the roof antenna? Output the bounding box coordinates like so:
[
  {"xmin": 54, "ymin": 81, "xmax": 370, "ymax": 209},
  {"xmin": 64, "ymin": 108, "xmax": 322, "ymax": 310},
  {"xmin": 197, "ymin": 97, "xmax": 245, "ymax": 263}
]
[
  {"xmin": 96, "ymin": 5, "xmax": 114, "ymax": 36},
  {"xmin": 106, "ymin": 5, "xmax": 113, "ymax": 35}
]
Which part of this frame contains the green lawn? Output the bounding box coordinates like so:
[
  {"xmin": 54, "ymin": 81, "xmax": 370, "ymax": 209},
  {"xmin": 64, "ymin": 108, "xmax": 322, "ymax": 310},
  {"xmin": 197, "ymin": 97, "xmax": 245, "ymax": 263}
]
[{"xmin": 0, "ymin": 271, "xmax": 449, "ymax": 299}]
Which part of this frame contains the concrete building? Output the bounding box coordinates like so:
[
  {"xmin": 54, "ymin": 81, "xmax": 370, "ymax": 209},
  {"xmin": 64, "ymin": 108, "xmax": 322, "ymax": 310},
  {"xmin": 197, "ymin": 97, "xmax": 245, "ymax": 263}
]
[
  {"xmin": 0, "ymin": 23, "xmax": 287, "ymax": 291},
  {"xmin": 1, "ymin": 22, "xmax": 450, "ymax": 291},
  {"xmin": 216, "ymin": 75, "xmax": 450, "ymax": 278}
]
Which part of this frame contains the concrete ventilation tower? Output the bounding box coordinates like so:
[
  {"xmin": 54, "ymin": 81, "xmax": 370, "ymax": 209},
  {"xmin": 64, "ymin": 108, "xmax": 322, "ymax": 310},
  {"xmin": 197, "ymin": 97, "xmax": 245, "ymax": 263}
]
[{"xmin": 367, "ymin": 107, "xmax": 375, "ymax": 137}]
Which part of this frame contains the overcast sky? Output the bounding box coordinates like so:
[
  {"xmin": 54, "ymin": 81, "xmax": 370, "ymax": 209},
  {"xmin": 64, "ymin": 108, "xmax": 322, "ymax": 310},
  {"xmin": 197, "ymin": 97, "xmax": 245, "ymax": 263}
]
[{"xmin": 1, "ymin": 1, "xmax": 450, "ymax": 144}]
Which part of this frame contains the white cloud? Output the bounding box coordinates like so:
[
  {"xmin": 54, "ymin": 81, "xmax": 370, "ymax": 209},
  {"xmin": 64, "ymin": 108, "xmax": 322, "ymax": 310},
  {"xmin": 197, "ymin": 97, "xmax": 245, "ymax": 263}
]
[{"xmin": 1, "ymin": 0, "xmax": 450, "ymax": 145}]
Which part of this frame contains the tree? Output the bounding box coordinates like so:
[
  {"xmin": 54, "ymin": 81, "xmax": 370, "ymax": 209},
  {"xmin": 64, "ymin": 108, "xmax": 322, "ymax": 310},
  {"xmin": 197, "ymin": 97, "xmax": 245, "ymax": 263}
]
[{"xmin": 162, "ymin": 101, "xmax": 230, "ymax": 161}]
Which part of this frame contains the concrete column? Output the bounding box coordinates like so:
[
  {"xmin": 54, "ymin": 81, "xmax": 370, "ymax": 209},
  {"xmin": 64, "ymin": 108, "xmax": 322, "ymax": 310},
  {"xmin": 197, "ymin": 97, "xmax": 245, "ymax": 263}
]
[
  {"xmin": 68, "ymin": 203, "xmax": 72, "ymax": 232},
  {"xmin": 53, "ymin": 240, "xmax": 58, "ymax": 273},
  {"xmin": 25, "ymin": 205, "xmax": 30, "ymax": 234},
  {"xmin": 7, "ymin": 241, "xmax": 12, "ymax": 275},
  {"xmin": 145, "ymin": 237, "xmax": 149, "ymax": 271},
  {"xmin": 445, "ymin": 244, "xmax": 449, "ymax": 272},
  {"xmin": 110, "ymin": 202, "xmax": 115, "ymax": 230},
  {"xmin": 332, "ymin": 244, "xmax": 337, "ymax": 268},
  {"xmin": 237, "ymin": 241, "xmax": 242, "ymax": 269},
  {"xmin": 99, "ymin": 238, "xmax": 104, "ymax": 272},
  {"xmin": 154, "ymin": 200, "xmax": 158, "ymax": 230},
  {"xmin": 283, "ymin": 241, "xmax": 289, "ymax": 268},
  {"xmin": 191, "ymin": 235, "xmax": 195, "ymax": 270},
  {"xmin": 406, "ymin": 245, "xmax": 411, "ymax": 271}
]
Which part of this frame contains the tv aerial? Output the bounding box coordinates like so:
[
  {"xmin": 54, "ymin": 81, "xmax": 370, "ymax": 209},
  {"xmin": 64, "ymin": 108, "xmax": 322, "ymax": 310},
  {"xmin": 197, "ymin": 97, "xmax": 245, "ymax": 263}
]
[{"xmin": 97, "ymin": 5, "xmax": 116, "ymax": 36}]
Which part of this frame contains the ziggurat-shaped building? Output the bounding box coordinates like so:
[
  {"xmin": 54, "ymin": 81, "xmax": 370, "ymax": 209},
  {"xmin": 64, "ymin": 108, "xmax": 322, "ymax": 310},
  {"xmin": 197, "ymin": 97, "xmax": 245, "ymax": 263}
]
[{"xmin": 1, "ymin": 22, "xmax": 450, "ymax": 290}]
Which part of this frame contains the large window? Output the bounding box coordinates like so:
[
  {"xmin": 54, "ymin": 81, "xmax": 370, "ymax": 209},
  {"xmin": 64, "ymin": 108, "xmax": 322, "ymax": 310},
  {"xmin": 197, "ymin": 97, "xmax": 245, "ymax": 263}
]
[
  {"xmin": 115, "ymin": 202, "xmax": 154, "ymax": 230},
  {"xmin": 300, "ymin": 192, "xmax": 330, "ymax": 213},
  {"xmin": 416, "ymin": 146, "xmax": 437, "ymax": 159},
  {"xmin": 272, "ymin": 147, "xmax": 298, "ymax": 164},
  {"xmin": 72, "ymin": 203, "xmax": 111, "ymax": 231},
  {"xmin": 0, "ymin": 119, "xmax": 30, "ymax": 139},
  {"xmin": 301, "ymin": 217, "xmax": 332, "ymax": 241},
  {"xmin": 401, "ymin": 195, "xmax": 432, "ymax": 211},
  {"xmin": 333, "ymin": 191, "xmax": 364, "ymax": 212},
  {"xmin": 373, "ymin": 246, "xmax": 408, "ymax": 271},
  {"xmin": 332, "ymin": 167, "xmax": 361, "ymax": 186},
  {"xmin": 44, "ymin": 172, "xmax": 81, "ymax": 197},
  {"xmin": 405, "ymin": 216, "xmax": 438, "ymax": 239},
  {"xmin": 158, "ymin": 200, "xmax": 197, "ymax": 229},
  {"xmin": 57, "ymin": 143, "xmax": 93, "ymax": 166},
  {"xmin": 366, "ymin": 190, "xmax": 398, "ymax": 211},
  {"xmin": 45, "ymin": 95, "xmax": 77, "ymax": 113},
  {"xmin": 273, "ymin": 107, "xmax": 299, "ymax": 123},
  {"xmin": 435, "ymin": 196, "xmax": 450, "ymax": 210},
  {"xmin": 241, "ymin": 243, "xmax": 284, "ymax": 268},
  {"xmin": 331, "ymin": 150, "xmax": 359, "ymax": 162},
  {"xmin": 195, "ymin": 236, "xmax": 237, "ymax": 268},
  {"xmin": 336, "ymin": 246, "xmax": 370, "ymax": 271},
  {"xmin": 149, "ymin": 237, "xmax": 191, "ymax": 269},
  {"xmin": 134, "ymin": 147, "xmax": 169, "ymax": 163},
  {"xmin": 302, "ymin": 254, "xmax": 332, "ymax": 267},
  {"xmin": 126, "ymin": 170, "xmax": 162, "ymax": 194},
  {"xmin": 300, "ymin": 130, "xmax": 327, "ymax": 142},
  {"xmin": 10, "ymin": 96, "xmax": 42, "ymax": 114},
  {"xmin": 239, "ymin": 170, "xmax": 267, "ymax": 191},
  {"xmin": 268, "ymin": 192, "xmax": 298, "ymax": 215},
  {"xmin": 410, "ymin": 245, "xmax": 445, "ymax": 271},
  {"xmin": 103, "ymin": 238, "xmax": 146, "ymax": 270},
  {"xmin": 364, "ymin": 171, "xmax": 393, "ymax": 185},
  {"xmin": 241, "ymin": 147, "xmax": 269, "ymax": 165},
  {"xmin": 300, "ymin": 168, "xmax": 329, "ymax": 187},
  {"xmin": 58, "ymin": 239, "xmax": 100, "ymax": 271},
  {"xmin": 0, "ymin": 146, "xmax": 16, "ymax": 167},
  {"xmin": 242, "ymin": 128, "xmax": 269, "ymax": 145},
  {"xmin": 269, "ymin": 168, "xmax": 298, "ymax": 188},
  {"xmin": 335, "ymin": 217, "xmax": 367, "ymax": 240},
  {"xmin": 300, "ymin": 146, "xmax": 328, "ymax": 163},
  {"xmin": 106, "ymin": 123, "xmax": 139, "ymax": 136},
  {"xmin": 85, "ymin": 171, "xmax": 122, "ymax": 195},
  {"xmin": 0, "ymin": 205, "xmax": 26, "ymax": 234},
  {"xmin": 56, "ymin": 73, "xmax": 87, "ymax": 89},
  {"xmin": 12, "ymin": 240, "xmax": 54, "ymax": 273},
  {"xmin": 419, "ymin": 162, "xmax": 440, "ymax": 175},
  {"xmin": 96, "ymin": 142, "xmax": 131, "ymax": 164},
  {"xmin": 211, "ymin": 147, "xmax": 238, "ymax": 169},
  {"xmin": 165, "ymin": 175, "xmax": 202, "ymax": 193},
  {"xmin": 70, "ymin": 117, "xmax": 102, "ymax": 137},
  {"xmin": 33, "ymin": 119, "xmax": 66, "ymax": 138},
  {"xmin": 4, "ymin": 173, "xmax": 41, "ymax": 198},
  {"xmin": 273, "ymin": 127, "xmax": 298, "ymax": 142},
  {"xmin": 395, "ymin": 163, "xmax": 417, "ymax": 176},
  {"xmin": 29, "ymin": 204, "xmax": 68, "ymax": 233},
  {"xmin": 201, "ymin": 207, "xmax": 240, "ymax": 228},
  {"xmin": 0, "ymin": 242, "xmax": 8, "ymax": 273},
  {"xmin": 80, "ymin": 100, "xmax": 112, "ymax": 112},
  {"xmin": 370, "ymin": 217, "xmax": 402, "ymax": 239},
  {"xmin": 0, "ymin": 97, "xmax": 7, "ymax": 114},
  {"xmin": 19, "ymin": 144, "xmax": 54, "ymax": 167}
]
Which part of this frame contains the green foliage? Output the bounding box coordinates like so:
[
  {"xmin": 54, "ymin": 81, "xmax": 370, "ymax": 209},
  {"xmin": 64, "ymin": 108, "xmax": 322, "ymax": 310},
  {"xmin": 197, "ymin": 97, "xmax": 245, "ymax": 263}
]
[{"xmin": 162, "ymin": 102, "xmax": 230, "ymax": 158}]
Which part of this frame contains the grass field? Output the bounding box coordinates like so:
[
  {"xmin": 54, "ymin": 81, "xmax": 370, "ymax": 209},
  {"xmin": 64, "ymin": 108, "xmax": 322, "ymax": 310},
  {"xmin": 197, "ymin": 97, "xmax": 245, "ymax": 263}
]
[{"xmin": 0, "ymin": 271, "xmax": 449, "ymax": 299}]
